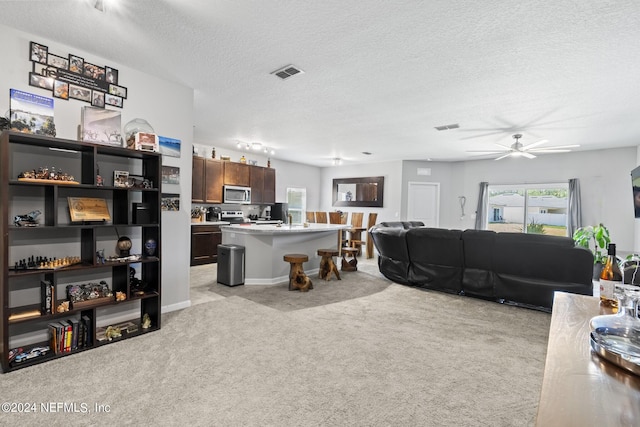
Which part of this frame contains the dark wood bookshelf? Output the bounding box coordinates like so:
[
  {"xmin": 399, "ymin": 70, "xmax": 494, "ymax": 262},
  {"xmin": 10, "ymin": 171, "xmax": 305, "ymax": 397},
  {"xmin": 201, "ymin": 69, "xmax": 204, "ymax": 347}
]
[{"xmin": 1, "ymin": 130, "xmax": 162, "ymax": 373}]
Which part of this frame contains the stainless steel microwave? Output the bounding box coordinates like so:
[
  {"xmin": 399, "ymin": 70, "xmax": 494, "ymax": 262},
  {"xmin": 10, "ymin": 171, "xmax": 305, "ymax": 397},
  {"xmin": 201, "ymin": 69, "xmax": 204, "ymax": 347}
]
[{"xmin": 223, "ymin": 185, "xmax": 251, "ymax": 204}]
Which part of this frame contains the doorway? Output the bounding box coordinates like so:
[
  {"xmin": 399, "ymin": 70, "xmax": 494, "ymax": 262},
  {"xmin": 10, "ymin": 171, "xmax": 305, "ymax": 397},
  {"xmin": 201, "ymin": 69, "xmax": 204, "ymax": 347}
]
[{"xmin": 407, "ymin": 182, "xmax": 440, "ymax": 227}]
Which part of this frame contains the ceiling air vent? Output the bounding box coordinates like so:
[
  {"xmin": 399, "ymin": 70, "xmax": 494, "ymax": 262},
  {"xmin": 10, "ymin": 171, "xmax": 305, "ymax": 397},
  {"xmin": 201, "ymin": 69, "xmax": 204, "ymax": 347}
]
[
  {"xmin": 434, "ymin": 123, "xmax": 460, "ymax": 131},
  {"xmin": 271, "ymin": 65, "xmax": 304, "ymax": 80}
]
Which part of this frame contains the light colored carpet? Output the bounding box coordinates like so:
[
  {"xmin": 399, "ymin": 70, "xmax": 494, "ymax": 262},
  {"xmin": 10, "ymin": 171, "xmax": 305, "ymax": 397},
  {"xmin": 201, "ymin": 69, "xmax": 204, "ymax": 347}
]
[{"xmin": 0, "ymin": 266, "xmax": 550, "ymax": 427}]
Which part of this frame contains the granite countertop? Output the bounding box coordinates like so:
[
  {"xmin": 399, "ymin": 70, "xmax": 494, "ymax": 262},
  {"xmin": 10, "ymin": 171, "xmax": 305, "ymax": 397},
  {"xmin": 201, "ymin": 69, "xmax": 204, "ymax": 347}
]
[
  {"xmin": 191, "ymin": 221, "xmax": 231, "ymax": 226},
  {"xmin": 220, "ymin": 223, "xmax": 348, "ymax": 234}
]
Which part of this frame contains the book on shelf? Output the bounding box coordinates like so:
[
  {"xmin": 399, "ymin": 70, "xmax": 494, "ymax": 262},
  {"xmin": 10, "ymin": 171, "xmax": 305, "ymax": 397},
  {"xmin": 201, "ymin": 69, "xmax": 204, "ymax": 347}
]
[
  {"xmin": 80, "ymin": 106, "xmax": 122, "ymax": 147},
  {"xmin": 9, "ymin": 88, "xmax": 56, "ymax": 136},
  {"xmin": 70, "ymin": 318, "xmax": 79, "ymax": 350},
  {"xmin": 40, "ymin": 280, "xmax": 55, "ymax": 315},
  {"xmin": 82, "ymin": 315, "xmax": 93, "ymax": 347}
]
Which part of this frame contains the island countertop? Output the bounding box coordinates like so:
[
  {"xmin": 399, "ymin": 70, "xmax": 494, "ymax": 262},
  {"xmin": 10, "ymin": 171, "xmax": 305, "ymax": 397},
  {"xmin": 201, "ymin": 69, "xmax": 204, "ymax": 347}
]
[{"xmin": 221, "ymin": 223, "xmax": 348, "ymax": 234}]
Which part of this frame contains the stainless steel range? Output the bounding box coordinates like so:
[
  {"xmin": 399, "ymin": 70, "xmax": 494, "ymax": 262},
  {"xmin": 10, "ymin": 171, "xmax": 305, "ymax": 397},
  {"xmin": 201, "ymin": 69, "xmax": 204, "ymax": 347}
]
[{"xmin": 220, "ymin": 210, "xmax": 247, "ymax": 224}]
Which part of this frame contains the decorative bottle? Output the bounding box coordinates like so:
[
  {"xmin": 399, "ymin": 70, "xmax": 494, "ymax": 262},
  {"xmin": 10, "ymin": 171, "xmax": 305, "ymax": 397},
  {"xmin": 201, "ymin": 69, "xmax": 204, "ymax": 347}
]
[
  {"xmin": 600, "ymin": 243, "xmax": 623, "ymax": 309},
  {"xmin": 240, "ymin": 155, "xmax": 246, "ymax": 164},
  {"xmin": 211, "ymin": 147, "xmax": 216, "ymax": 159}
]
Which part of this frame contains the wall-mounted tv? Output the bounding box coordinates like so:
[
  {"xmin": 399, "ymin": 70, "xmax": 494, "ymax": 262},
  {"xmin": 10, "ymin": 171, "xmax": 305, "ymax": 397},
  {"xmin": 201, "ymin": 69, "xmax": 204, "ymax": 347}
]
[{"xmin": 631, "ymin": 165, "xmax": 640, "ymax": 218}]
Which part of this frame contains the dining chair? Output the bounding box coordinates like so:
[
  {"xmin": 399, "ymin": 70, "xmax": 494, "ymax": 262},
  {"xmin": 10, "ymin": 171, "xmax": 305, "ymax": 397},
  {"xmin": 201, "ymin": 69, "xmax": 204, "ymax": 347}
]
[
  {"xmin": 363, "ymin": 213, "xmax": 378, "ymax": 258},
  {"xmin": 329, "ymin": 212, "xmax": 343, "ymax": 224},
  {"xmin": 315, "ymin": 211, "xmax": 328, "ymax": 223},
  {"xmin": 305, "ymin": 211, "xmax": 316, "ymax": 223},
  {"xmin": 346, "ymin": 212, "xmax": 364, "ymax": 254}
]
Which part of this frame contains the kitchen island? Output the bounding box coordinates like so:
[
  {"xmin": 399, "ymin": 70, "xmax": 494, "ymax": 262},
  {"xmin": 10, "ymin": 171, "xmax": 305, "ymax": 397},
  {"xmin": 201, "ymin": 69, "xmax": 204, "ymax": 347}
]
[{"xmin": 221, "ymin": 223, "xmax": 348, "ymax": 285}]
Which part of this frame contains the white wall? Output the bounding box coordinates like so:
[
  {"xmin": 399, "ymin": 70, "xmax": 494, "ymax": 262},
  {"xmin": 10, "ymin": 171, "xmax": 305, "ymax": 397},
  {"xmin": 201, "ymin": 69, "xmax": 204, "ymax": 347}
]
[
  {"xmin": 320, "ymin": 160, "xmax": 403, "ymax": 224},
  {"xmin": 0, "ymin": 24, "xmax": 194, "ymax": 312},
  {"xmin": 396, "ymin": 147, "xmax": 637, "ymax": 253}
]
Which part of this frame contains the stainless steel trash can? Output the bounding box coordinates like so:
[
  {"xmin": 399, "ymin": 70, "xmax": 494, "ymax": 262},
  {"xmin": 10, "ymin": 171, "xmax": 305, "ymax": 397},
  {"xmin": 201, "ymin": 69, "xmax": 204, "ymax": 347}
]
[{"xmin": 217, "ymin": 244, "xmax": 245, "ymax": 286}]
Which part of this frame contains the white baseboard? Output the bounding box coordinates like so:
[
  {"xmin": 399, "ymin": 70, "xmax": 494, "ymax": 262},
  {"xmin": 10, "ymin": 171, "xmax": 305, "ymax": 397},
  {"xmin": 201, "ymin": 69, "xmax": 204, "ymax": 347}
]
[{"xmin": 162, "ymin": 300, "xmax": 191, "ymax": 313}]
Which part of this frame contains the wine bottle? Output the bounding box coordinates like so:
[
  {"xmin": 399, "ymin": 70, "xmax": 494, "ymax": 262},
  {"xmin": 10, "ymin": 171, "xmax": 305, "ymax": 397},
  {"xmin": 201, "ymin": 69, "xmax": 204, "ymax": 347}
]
[{"xmin": 600, "ymin": 243, "xmax": 622, "ymax": 308}]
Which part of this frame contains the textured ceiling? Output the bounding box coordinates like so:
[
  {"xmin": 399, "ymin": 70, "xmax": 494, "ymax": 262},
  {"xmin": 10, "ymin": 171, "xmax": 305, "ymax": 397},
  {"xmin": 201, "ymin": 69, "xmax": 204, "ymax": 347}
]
[{"xmin": 1, "ymin": 0, "xmax": 639, "ymax": 167}]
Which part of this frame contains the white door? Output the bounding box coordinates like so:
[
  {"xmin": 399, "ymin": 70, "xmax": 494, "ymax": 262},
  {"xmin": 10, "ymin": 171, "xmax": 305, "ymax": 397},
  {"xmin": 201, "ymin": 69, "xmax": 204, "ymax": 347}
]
[{"xmin": 407, "ymin": 182, "xmax": 439, "ymax": 227}]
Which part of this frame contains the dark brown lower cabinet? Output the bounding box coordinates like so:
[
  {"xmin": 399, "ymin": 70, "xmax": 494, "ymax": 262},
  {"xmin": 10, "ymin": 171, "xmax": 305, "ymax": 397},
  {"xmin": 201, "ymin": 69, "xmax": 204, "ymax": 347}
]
[{"xmin": 190, "ymin": 225, "xmax": 222, "ymax": 266}]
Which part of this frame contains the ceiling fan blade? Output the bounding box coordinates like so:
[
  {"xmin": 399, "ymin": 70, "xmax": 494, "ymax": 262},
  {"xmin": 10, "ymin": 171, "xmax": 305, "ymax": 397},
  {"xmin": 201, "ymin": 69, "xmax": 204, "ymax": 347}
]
[
  {"xmin": 466, "ymin": 150, "xmax": 506, "ymax": 153},
  {"xmin": 521, "ymin": 152, "xmax": 537, "ymax": 159},
  {"xmin": 521, "ymin": 139, "xmax": 548, "ymax": 151},
  {"xmin": 494, "ymin": 153, "xmax": 512, "ymax": 161},
  {"xmin": 529, "ymin": 144, "xmax": 580, "ymax": 151},
  {"xmin": 528, "ymin": 149, "xmax": 572, "ymax": 153}
]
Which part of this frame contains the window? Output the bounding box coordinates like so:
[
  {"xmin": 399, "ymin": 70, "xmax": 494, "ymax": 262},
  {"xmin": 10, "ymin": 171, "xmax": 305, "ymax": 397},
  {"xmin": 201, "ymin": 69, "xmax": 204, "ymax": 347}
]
[
  {"xmin": 286, "ymin": 187, "xmax": 306, "ymax": 225},
  {"xmin": 486, "ymin": 183, "xmax": 569, "ymax": 236}
]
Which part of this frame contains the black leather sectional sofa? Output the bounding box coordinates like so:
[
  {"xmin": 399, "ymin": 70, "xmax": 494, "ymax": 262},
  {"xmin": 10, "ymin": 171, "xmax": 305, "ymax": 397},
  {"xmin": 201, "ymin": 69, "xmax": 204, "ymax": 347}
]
[{"xmin": 369, "ymin": 221, "xmax": 594, "ymax": 311}]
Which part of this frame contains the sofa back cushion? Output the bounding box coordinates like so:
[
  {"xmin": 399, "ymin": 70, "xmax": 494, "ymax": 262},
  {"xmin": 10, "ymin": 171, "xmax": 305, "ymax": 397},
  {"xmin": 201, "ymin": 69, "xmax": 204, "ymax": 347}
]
[
  {"xmin": 406, "ymin": 227, "xmax": 463, "ymax": 292},
  {"xmin": 461, "ymin": 229, "xmax": 496, "ymax": 298},
  {"xmin": 378, "ymin": 221, "xmax": 425, "ymax": 229},
  {"xmin": 369, "ymin": 225, "xmax": 412, "ymax": 285},
  {"xmin": 492, "ymin": 232, "xmax": 594, "ymax": 308}
]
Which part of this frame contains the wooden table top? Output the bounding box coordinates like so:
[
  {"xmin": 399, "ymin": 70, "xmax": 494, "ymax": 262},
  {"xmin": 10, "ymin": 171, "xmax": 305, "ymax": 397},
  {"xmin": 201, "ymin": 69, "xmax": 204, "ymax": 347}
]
[{"xmin": 536, "ymin": 292, "xmax": 640, "ymax": 426}]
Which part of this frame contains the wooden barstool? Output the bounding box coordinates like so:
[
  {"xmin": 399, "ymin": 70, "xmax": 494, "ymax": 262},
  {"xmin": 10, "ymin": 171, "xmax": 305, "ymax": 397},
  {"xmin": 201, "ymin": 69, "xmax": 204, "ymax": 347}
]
[
  {"xmin": 283, "ymin": 254, "xmax": 313, "ymax": 291},
  {"xmin": 317, "ymin": 249, "xmax": 341, "ymax": 281},
  {"xmin": 341, "ymin": 247, "xmax": 359, "ymax": 271}
]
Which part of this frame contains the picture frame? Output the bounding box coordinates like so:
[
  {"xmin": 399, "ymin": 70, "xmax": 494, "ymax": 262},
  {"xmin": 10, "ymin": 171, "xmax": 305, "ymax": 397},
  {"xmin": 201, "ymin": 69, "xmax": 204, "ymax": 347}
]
[
  {"xmin": 33, "ymin": 62, "xmax": 57, "ymax": 78},
  {"xmin": 161, "ymin": 166, "xmax": 180, "ymax": 185},
  {"xmin": 47, "ymin": 54, "xmax": 68, "ymax": 70},
  {"xmin": 83, "ymin": 62, "xmax": 105, "ymax": 80},
  {"xmin": 29, "ymin": 72, "xmax": 54, "ymax": 90},
  {"xmin": 161, "ymin": 194, "xmax": 180, "ymax": 211},
  {"xmin": 113, "ymin": 170, "xmax": 129, "ymax": 188},
  {"xmin": 67, "ymin": 197, "xmax": 111, "ymax": 222},
  {"xmin": 69, "ymin": 54, "xmax": 84, "ymax": 74},
  {"xmin": 91, "ymin": 90, "xmax": 105, "ymax": 108},
  {"xmin": 53, "ymin": 80, "xmax": 69, "ymax": 99},
  {"xmin": 104, "ymin": 93, "xmax": 123, "ymax": 108},
  {"xmin": 105, "ymin": 66, "xmax": 118, "ymax": 85},
  {"xmin": 69, "ymin": 84, "xmax": 91, "ymax": 102},
  {"xmin": 108, "ymin": 84, "xmax": 127, "ymax": 99},
  {"xmin": 158, "ymin": 136, "xmax": 181, "ymax": 158},
  {"xmin": 81, "ymin": 106, "xmax": 122, "ymax": 146},
  {"xmin": 30, "ymin": 41, "xmax": 48, "ymax": 64}
]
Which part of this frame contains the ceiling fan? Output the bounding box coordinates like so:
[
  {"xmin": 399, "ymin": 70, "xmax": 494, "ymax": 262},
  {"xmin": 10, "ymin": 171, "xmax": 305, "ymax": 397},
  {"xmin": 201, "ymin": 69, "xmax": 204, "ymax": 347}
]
[{"xmin": 466, "ymin": 134, "xmax": 579, "ymax": 160}]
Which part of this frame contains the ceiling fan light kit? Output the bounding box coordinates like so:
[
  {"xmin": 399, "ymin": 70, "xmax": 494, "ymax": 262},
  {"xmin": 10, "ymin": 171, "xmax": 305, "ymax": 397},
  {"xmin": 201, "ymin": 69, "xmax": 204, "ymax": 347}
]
[{"xmin": 466, "ymin": 133, "xmax": 579, "ymax": 160}]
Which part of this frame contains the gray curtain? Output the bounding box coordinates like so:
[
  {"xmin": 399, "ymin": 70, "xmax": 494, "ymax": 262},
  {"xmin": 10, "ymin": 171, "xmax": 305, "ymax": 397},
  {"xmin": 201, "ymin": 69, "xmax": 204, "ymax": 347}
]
[
  {"xmin": 475, "ymin": 182, "xmax": 489, "ymax": 230},
  {"xmin": 568, "ymin": 178, "xmax": 582, "ymax": 237}
]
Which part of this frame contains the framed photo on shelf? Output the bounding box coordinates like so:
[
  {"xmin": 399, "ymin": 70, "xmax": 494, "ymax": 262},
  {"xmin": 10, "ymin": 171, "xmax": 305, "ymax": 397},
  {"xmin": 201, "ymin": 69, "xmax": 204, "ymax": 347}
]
[
  {"xmin": 113, "ymin": 170, "xmax": 129, "ymax": 187},
  {"xmin": 67, "ymin": 197, "xmax": 111, "ymax": 222}
]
